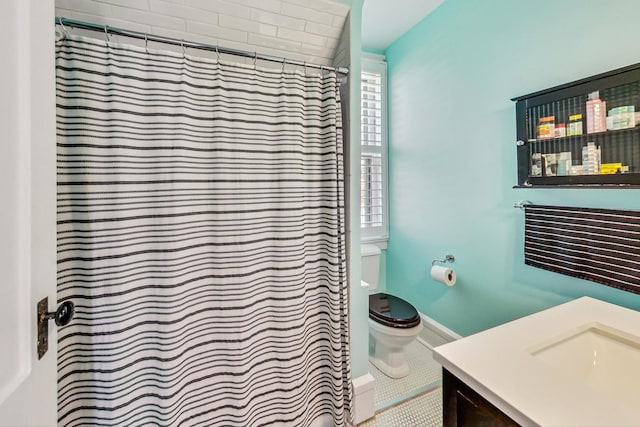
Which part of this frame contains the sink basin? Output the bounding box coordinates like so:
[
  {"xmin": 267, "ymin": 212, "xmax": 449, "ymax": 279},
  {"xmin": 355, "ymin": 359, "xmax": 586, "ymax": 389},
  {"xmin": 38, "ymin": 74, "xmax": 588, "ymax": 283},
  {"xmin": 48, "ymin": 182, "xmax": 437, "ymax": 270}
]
[{"xmin": 529, "ymin": 322, "xmax": 640, "ymax": 407}]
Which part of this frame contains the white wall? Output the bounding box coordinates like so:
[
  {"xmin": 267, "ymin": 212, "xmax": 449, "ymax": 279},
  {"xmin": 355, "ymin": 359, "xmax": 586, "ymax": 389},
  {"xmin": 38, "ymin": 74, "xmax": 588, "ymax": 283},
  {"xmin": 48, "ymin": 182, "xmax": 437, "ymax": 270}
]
[
  {"xmin": 331, "ymin": 1, "xmax": 367, "ymax": 380},
  {"xmin": 55, "ymin": 0, "xmax": 349, "ymax": 66}
]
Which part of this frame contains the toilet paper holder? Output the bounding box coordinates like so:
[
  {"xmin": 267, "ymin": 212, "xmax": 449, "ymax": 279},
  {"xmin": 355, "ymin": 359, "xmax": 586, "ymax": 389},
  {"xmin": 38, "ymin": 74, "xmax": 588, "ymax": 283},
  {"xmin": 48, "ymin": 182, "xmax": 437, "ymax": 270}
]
[{"xmin": 432, "ymin": 254, "xmax": 455, "ymax": 266}]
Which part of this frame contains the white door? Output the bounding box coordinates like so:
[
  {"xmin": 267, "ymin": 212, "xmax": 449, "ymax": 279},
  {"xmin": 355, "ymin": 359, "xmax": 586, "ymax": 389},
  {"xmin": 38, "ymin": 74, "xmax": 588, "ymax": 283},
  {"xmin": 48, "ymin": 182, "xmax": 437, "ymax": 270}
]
[{"xmin": 0, "ymin": 0, "xmax": 57, "ymax": 425}]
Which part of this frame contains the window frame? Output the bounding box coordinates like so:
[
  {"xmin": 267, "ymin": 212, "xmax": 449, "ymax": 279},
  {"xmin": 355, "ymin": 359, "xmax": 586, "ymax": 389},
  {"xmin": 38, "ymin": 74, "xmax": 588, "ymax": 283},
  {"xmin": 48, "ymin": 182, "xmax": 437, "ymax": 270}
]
[{"xmin": 360, "ymin": 53, "xmax": 388, "ymax": 243}]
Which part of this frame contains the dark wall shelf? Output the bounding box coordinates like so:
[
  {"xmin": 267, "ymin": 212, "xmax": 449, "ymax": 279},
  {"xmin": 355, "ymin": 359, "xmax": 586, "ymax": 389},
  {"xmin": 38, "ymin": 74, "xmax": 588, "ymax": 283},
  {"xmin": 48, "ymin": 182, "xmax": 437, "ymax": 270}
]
[
  {"xmin": 513, "ymin": 63, "xmax": 640, "ymax": 187},
  {"xmin": 514, "ymin": 184, "xmax": 640, "ymax": 189}
]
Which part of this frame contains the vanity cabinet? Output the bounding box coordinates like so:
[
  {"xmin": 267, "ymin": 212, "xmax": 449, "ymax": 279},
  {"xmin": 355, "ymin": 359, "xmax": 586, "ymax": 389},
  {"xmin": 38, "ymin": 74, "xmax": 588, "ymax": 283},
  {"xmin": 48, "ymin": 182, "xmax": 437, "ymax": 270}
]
[
  {"xmin": 435, "ymin": 298, "xmax": 640, "ymax": 425},
  {"xmin": 443, "ymin": 369, "xmax": 518, "ymax": 427},
  {"xmin": 513, "ymin": 63, "xmax": 640, "ymax": 187}
]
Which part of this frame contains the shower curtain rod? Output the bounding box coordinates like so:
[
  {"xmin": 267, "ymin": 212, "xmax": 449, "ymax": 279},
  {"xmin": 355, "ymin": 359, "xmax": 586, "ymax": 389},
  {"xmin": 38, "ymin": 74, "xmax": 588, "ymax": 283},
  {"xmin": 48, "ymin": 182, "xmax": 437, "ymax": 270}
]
[{"xmin": 55, "ymin": 17, "xmax": 349, "ymax": 76}]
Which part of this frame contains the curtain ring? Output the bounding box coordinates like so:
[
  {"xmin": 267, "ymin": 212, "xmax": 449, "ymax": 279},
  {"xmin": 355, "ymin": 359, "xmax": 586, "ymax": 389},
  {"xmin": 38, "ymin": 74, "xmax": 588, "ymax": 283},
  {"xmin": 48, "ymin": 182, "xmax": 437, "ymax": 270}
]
[
  {"xmin": 58, "ymin": 17, "xmax": 68, "ymax": 39},
  {"xmin": 104, "ymin": 25, "xmax": 110, "ymax": 42}
]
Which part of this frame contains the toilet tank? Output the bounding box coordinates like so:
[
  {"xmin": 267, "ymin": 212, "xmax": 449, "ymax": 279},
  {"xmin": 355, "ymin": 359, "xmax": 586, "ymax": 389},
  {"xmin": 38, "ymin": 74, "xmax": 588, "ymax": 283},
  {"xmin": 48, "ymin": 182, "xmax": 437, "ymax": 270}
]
[{"xmin": 361, "ymin": 244, "xmax": 381, "ymax": 291}]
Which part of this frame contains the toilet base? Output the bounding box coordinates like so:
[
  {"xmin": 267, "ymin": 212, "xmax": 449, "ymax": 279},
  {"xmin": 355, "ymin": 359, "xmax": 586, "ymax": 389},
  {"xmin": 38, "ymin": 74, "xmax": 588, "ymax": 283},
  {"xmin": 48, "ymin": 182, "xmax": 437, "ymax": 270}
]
[
  {"xmin": 369, "ymin": 352, "xmax": 410, "ymax": 379},
  {"xmin": 368, "ymin": 319, "xmax": 422, "ymax": 379}
]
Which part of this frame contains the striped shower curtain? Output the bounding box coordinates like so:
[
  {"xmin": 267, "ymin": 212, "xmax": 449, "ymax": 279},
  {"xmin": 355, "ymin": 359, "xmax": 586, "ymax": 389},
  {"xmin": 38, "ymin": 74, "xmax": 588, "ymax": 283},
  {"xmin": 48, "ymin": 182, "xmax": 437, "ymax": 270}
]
[{"xmin": 56, "ymin": 34, "xmax": 350, "ymax": 426}]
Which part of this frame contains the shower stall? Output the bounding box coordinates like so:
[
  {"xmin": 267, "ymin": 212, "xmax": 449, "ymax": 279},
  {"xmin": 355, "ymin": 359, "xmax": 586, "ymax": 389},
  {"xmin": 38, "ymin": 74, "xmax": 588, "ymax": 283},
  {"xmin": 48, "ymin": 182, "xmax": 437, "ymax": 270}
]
[{"xmin": 55, "ymin": 19, "xmax": 352, "ymax": 426}]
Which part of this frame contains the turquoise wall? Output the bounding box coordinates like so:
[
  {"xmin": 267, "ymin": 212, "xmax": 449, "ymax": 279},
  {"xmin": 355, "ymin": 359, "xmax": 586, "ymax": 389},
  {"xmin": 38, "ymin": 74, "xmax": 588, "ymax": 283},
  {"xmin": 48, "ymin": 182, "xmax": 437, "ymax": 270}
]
[{"xmin": 384, "ymin": 0, "xmax": 640, "ymax": 336}]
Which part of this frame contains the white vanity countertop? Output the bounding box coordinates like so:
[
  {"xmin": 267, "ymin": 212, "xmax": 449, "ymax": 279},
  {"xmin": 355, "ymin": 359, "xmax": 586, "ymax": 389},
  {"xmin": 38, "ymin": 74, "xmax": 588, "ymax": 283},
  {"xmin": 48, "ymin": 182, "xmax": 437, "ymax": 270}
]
[{"xmin": 432, "ymin": 296, "xmax": 640, "ymax": 426}]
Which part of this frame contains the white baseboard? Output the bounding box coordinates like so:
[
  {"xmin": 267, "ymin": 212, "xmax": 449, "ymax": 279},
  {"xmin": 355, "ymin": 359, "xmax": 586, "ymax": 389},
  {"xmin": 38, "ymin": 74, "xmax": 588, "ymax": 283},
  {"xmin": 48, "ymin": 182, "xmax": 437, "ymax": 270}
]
[
  {"xmin": 418, "ymin": 312, "xmax": 462, "ymax": 350},
  {"xmin": 351, "ymin": 373, "xmax": 375, "ymax": 425}
]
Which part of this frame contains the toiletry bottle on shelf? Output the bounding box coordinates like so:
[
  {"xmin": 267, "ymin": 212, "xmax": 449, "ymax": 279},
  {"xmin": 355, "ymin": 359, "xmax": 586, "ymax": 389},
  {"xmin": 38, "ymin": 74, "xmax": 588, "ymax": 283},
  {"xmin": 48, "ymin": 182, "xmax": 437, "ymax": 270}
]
[
  {"xmin": 567, "ymin": 114, "xmax": 583, "ymax": 136},
  {"xmin": 586, "ymin": 91, "xmax": 606, "ymax": 134},
  {"xmin": 537, "ymin": 115, "xmax": 555, "ymax": 139},
  {"xmin": 582, "ymin": 142, "xmax": 601, "ymax": 175}
]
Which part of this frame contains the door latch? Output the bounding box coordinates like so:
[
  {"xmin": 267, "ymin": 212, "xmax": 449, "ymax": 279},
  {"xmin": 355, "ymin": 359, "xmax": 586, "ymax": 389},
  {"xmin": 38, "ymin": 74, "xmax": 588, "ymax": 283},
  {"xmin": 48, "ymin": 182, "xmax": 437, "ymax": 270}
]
[{"xmin": 37, "ymin": 297, "xmax": 74, "ymax": 359}]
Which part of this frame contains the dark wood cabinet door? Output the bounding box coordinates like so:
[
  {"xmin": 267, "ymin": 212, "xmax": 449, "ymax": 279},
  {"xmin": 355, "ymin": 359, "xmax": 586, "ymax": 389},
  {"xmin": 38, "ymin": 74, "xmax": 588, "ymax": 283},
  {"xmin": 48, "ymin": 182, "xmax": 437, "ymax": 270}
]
[{"xmin": 443, "ymin": 368, "xmax": 519, "ymax": 427}]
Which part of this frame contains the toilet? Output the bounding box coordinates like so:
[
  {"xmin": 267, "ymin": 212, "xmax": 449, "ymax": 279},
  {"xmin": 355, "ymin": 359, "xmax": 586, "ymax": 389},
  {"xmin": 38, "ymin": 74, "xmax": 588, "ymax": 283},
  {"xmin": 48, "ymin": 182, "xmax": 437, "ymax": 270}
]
[{"xmin": 362, "ymin": 244, "xmax": 423, "ymax": 378}]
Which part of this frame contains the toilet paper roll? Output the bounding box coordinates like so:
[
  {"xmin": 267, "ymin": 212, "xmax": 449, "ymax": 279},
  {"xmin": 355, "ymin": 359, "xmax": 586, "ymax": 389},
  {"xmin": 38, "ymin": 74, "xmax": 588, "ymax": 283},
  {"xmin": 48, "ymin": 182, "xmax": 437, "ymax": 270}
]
[{"xmin": 430, "ymin": 265, "xmax": 456, "ymax": 286}]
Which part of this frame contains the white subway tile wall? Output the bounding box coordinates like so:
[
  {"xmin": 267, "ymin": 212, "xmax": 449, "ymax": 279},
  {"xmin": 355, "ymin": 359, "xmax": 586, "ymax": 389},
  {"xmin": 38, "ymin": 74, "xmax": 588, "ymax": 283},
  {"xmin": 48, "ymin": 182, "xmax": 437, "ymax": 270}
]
[
  {"xmin": 250, "ymin": 9, "xmax": 305, "ymax": 31},
  {"xmin": 55, "ymin": 0, "xmax": 350, "ymax": 66},
  {"xmin": 281, "ymin": 3, "xmax": 335, "ymax": 25}
]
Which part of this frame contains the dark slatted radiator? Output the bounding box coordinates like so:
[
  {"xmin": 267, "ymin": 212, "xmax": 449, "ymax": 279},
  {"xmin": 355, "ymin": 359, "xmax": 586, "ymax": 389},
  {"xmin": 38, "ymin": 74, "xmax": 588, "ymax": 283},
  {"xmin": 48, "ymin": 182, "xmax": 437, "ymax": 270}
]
[{"xmin": 524, "ymin": 204, "xmax": 640, "ymax": 294}]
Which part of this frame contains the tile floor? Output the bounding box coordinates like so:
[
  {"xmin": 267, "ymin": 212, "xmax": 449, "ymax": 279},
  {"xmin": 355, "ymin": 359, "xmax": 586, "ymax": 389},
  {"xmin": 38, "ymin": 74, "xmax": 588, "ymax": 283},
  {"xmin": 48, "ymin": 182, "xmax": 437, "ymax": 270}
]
[
  {"xmin": 359, "ymin": 389, "xmax": 443, "ymax": 427},
  {"xmin": 359, "ymin": 339, "xmax": 444, "ymax": 427}
]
